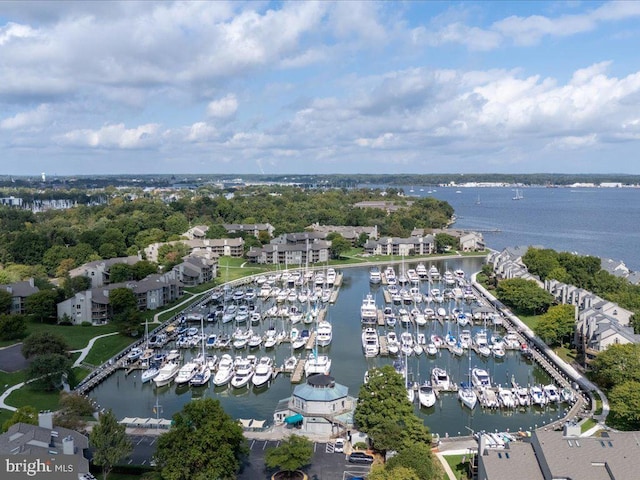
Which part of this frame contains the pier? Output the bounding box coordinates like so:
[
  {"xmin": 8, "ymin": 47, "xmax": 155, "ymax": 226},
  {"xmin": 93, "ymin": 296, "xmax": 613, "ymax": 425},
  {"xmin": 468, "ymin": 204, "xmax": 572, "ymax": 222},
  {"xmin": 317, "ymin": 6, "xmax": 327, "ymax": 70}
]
[{"xmin": 290, "ymin": 358, "xmax": 306, "ymax": 384}]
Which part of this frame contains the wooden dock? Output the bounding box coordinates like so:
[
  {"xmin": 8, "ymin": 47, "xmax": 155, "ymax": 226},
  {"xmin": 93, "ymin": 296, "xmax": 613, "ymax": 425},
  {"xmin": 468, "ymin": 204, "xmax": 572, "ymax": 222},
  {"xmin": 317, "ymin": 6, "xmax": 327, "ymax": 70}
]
[
  {"xmin": 291, "ymin": 358, "xmax": 306, "ymax": 384},
  {"xmin": 378, "ymin": 335, "xmax": 389, "ymax": 356},
  {"xmin": 382, "ymin": 290, "xmax": 392, "ymax": 304},
  {"xmin": 305, "ymin": 332, "xmax": 317, "ymax": 350},
  {"xmin": 377, "ymin": 309, "xmax": 385, "ymax": 326}
]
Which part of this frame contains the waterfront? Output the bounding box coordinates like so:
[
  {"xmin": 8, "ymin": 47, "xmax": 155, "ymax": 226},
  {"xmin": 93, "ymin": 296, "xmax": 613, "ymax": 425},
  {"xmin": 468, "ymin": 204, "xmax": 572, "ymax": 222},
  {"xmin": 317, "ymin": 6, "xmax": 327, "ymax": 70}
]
[
  {"xmin": 405, "ymin": 186, "xmax": 640, "ymax": 271},
  {"xmin": 90, "ymin": 257, "xmax": 566, "ymax": 437}
]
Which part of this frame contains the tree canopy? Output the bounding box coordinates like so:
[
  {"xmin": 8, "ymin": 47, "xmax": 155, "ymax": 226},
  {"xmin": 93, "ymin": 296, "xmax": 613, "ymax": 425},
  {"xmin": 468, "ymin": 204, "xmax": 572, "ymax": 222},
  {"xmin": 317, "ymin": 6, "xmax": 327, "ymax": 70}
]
[
  {"xmin": 533, "ymin": 304, "xmax": 575, "ymax": 347},
  {"xmin": 154, "ymin": 398, "xmax": 247, "ymax": 480},
  {"xmin": 21, "ymin": 331, "xmax": 70, "ymax": 358},
  {"xmin": 26, "ymin": 353, "xmax": 73, "ymax": 392},
  {"xmin": 2, "ymin": 406, "xmax": 38, "ymax": 433},
  {"xmin": 495, "ymin": 278, "xmax": 555, "ymax": 315},
  {"xmin": 264, "ymin": 435, "xmax": 313, "ymax": 478},
  {"xmin": 90, "ymin": 409, "xmax": 132, "ymax": 480}
]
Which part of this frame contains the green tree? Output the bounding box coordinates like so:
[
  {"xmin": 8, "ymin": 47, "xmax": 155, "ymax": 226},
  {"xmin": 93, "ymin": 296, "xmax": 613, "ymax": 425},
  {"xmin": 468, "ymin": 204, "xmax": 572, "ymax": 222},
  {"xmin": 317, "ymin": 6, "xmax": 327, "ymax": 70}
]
[
  {"xmin": 2, "ymin": 406, "xmax": 38, "ymax": 432},
  {"xmin": 21, "ymin": 331, "xmax": 70, "ymax": 358},
  {"xmin": 62, "ymin": 275, "xmax": 91, "ymax": 298},
  {"xmin": 26, "ymin": 353, "xmax": 73, "ymax": 391},
  {"xmin": 327, "ymin": 233, "xmax": 350, "ymax": 259},
  {"xmin": 109, "ymin": 263, "xmax": 133, "ymax": 283},
  {"xmin": 157, "ymin": 242, "xmax": 190, "ymax": 269},
  {"xmin": 0, "ymin": 314, "xmax": 27, "ymax": 340},
  {"xmin": 131, "ymin": 260, "xmax": 157, "ymax": 280},
  {"xmin": 435, "ymin": 233, "xmax": 458, "ymax": 253},
  {"xmin": 25, "ymin": 289, "xmax": 59, "ymax": 322},
  {"xmin": 368, "ymin": 465, "xmax": 420, "ymax": 480},
  {"xmin": 534, "ymin": 304, "xmax": 575, "ymax": 347},
  {"xmin": 164, "ymin": 213, "xmax": 189, "ymax": 236},
  {"xmin": 265, "ymin": 435, "xmax": 314, "ymax": 479},
  {"xmin": 495, "ymin": 278, "xmax": 555, "ymax": 315},
  {"xmin": 384, "ymin": 442, "xmax": 443, "ymax": 480},
  {"xmin": 90, "ymin": 409, "xmax": 133, "ymax": 480},
  {"xmin": 54, "ymin": 392, "xmax": 96, "ymax": 431},
  {"xmin": 154, "ymin": 398, "xmax": 247, "ymax": 480},
  {"xmin": 0, "ymin": 289, "xmax": 12, "ymax": 314},
  {"xmin": 522, "ymin": 248, "xmax": 560, "ymax": 280},
  {"xmin": 590, "ymin": 344, "xmax": 640, "ymax": 390},
  {"xmin": 608, "ymin": 380, "xmax": 640, "ymax": 430}
]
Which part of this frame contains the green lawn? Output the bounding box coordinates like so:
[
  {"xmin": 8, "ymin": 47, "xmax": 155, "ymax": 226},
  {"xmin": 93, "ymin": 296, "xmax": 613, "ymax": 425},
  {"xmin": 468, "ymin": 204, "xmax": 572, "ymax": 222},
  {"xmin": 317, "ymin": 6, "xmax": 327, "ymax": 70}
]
[
  {"xmin": 443, "ymin": 453, "xmax": 471, "ymax": 480},
  {"xmin": 0, "ymin": 408, "xmax": 14, "ymax": 430},
  {"xmin": 5, "ymin": 385, "xmax": 61, "ymax": 412},
  {"xmin": 517, "ymin": 314, "xmax": 541, "ymax": 330},
  {"xmin": 24, "ymin": 321, "xmax": 120, "ymax": 350},
  {"xmin": 83, "ymin": 334, "xmax": 137, "ymax": 366},
  {"xmin": 0, "ymin": 370, "xmax": 28, "ymax": 389},
  {"xmin": 553, "ymin": 345, "xmax": 577, "ymax": 364},
  {"xmin": 581, "ymin": 418, "xmax": 598, "ymax": 434}
]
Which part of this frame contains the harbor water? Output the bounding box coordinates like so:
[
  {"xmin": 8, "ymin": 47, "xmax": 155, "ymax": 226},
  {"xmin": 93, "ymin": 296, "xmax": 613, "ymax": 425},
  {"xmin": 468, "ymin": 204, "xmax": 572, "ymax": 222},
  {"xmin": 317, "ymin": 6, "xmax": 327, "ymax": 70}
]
[{"xmin": 90, "ymin": 257, "xmax": 566, "ymax": 437}]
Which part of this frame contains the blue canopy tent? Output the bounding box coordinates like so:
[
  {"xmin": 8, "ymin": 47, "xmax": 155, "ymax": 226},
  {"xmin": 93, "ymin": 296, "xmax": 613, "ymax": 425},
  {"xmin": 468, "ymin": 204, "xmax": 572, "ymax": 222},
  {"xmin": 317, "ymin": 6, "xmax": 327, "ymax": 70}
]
[{"xmin": 284, "ymin": 413, "xmax": 303, "ymax": 424}]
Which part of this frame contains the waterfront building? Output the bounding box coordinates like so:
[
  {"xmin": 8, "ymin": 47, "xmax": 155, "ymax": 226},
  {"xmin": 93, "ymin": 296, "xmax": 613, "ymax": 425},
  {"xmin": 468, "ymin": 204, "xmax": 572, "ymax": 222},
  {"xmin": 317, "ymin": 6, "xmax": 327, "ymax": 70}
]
[
  {"xmin": 363, "ymin": 235, "xmax": 435, "ymax": 256},
  {"xmin": 273, "ymin": 374, "xmax": 355, "ymax": 437},
  {"xmin": 307, "ymin": 222, "xmax": 379, "ymax": 244},
  {"xmin": 145, "ymin": 238, "xmax": 244, "ymax": 262},
  {"xmin": 68, "ymin": 255, "xmax": 141, "ymax": 288},
  {"xmin": 0, "ymin": 278, "xmax": 39, "ymax": 315},
  {"xmin": 246, "ymin": 240, "xmax": 331, "ymax": 265}
]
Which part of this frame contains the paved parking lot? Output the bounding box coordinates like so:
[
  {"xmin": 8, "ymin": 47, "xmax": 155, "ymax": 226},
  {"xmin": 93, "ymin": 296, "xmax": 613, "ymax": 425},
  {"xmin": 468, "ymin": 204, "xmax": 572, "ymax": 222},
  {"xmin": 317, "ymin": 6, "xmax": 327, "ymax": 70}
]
[{"xmin": 121, "ymin": 436, "xmax": 372, "ymax": 479}]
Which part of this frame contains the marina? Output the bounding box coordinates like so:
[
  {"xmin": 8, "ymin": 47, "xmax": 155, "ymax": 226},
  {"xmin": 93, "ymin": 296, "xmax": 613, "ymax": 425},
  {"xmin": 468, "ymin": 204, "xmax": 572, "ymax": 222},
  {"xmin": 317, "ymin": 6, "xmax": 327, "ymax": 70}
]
[{"xmin": 87, "ymin": 258, "xmax": 578, "ymax": 437}]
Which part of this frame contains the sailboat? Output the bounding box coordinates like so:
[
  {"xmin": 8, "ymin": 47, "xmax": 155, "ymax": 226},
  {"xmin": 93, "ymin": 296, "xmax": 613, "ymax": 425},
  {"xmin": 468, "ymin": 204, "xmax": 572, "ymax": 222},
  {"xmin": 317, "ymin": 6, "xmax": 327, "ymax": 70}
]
[
  {"xmin": 190, "ymin": 317, "xmax": 211, "ymax": 387},
  {"xmin": 512, "ymin": 189, "xmax": 524, "ymax": 200},
  {"xmin": 458, "ymin": 344, "xmax": 478, "ymax": 409},
  {"xmin": 475, "ymin": 194, "xmax": 481, "ymax": 205}
]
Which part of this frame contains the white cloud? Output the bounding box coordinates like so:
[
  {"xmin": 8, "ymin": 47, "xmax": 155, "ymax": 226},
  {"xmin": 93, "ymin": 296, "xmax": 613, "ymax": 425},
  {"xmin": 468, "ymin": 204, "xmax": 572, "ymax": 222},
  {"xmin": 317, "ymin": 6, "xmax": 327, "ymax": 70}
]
[
  {"xmin": 0, "ymin": 104, "xmax": 50, "ymax": 129},
  {"xmin": 57, "ymin": 123, "xmax": 161, "ymax": 149},
  {"xmin": 186, "ymin": 122, "xmax": 217, "ymax": 142},
  {"xmin": 206, "ymin": 94, "xmax": 238, "ymax": 119},
  {"xmin": 0, "ymin": 22, "xmax": 37, "ymax": 45}
]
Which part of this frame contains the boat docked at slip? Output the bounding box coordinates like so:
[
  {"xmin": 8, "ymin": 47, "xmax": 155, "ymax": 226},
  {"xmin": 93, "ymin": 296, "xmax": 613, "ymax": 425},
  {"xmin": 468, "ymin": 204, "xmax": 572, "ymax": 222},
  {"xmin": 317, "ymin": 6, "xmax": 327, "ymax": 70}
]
[
  {"xmin": 431, "ymin": 367, "xmax": 451, "ymax": 390},
  {"xmin": 418, "ymin": 383, "xmax": 437, "ymax": 408},
  {"xmin": 458, "ymin": 382, "xmax": 478, "ymax": 409},
  {"xmin": 498, "ymin": 386, "xmax": 516, "ymax": 408},
  {"xmin": 231, "ymin": 356, "xmax": 256, "ymax": 388},
  {"xmin": 369, "ymin": 266, "xmax": 382, "ymax": 284},
  {"xmin": 361, "ymin": 327, "xmax": 380, "ymax": 357},
  {"xmin": 530, "ymin": 385, "xmax": 548, "ymax": 406},
  {"xmin": 153, "ymin": 361, "xmax": 180, "ymax": 387},
  {"xmin": 386, "ymin": 331, "xmax": 400, "ymax": 355},
  {"xmin": 471, "ymin": 368, "xmax": 492, "ymax": 388},
  {"xmin": 361, "ymin": 293, "xmax": 378, "ymax": 325},
  {"xmin": 514, "ymin": 386, "xmax": 531, "ymax": 406},
  {"xmin": 213, "ymin": 354, "xmax": 235, "ymax": 386},
  {"xmin": 174, "ymin": 360, "xmax": 201, "ymax": 386},
  {"xmin": 189, "ymin": 363, "xmax": 211, "ymax": 387},
  {"xmin": 304, "ymin": 352, "xmax": 332, "ymax": 376},
  {"xmin": 141, "ymin": 365, "xmax": 160, "ymax": 383},
  {"xmin": 251, "ymin": 356, "xmax": 274, "ymax": 388},
  {"xmin": 316, "ymin": 321, "xmax": 333, "ymax": 347},
  {"xmin": 400, "ymin": 331, "xmax": 414, "ymax": 357},
  {"xmin": 543, "ymin": 383, "xmax": 560, "ymax": 403}
]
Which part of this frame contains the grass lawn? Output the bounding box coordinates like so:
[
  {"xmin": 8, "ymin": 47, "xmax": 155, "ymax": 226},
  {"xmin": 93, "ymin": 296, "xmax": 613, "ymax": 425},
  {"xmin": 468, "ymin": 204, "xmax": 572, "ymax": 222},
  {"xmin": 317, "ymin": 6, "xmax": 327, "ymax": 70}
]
[
  {"xmin": 443, "ymin": 453, "xmax": 471, "ymax": 480},
  {"xmin": 5, "ymin": 385, "xmax": 61, "ymax": 412},
  {"xmin": 518, "ymin": 314, "xmax": 541, "ymax": 330},
  {"xmin": 0, "ymin": 408, "xmax": 14, "ymax": 429},
  {"xmin": 553, "ymin": 345, "xmax": 577, "ymax": 364},
  {"xmin": 83, "ymin": 334, "xmax": 137, "ymax": 366},
  {"xmin": 24, "ymin": 321, "xmax": 121, "ymax": 350},
  {"xmin": 581, "ymin": 418, "xmax": 598, "ymax": 433},
  {"xmin": 0, "ymin": 370, "xmax": 27, "ymax": 389}
]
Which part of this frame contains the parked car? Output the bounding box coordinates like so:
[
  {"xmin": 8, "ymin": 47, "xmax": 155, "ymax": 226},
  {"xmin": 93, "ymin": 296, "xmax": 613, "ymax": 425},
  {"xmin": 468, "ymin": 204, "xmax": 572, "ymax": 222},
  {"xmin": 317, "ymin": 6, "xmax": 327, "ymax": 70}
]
[
  {"xmin": 334, "ymin": 438, "xmax": 345, "ymax": 453},
  {"xmin": 348, "ymin": 452, "xmax": 374, "ymax": 464}
]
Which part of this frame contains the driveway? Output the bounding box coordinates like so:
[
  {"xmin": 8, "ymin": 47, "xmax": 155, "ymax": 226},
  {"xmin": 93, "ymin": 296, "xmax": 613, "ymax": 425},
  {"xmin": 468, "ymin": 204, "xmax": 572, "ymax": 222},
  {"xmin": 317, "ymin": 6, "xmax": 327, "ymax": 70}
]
[{"xmin": 0, "ymin": 343, "xmax": 30, "ymax": 372}]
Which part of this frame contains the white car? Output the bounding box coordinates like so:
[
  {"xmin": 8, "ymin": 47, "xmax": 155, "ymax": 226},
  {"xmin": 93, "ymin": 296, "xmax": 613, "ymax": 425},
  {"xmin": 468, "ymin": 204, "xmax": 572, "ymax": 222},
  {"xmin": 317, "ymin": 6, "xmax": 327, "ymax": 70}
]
[{"xmin": 334, "ymin": 438, "xmax": 345, "ymax": 453}]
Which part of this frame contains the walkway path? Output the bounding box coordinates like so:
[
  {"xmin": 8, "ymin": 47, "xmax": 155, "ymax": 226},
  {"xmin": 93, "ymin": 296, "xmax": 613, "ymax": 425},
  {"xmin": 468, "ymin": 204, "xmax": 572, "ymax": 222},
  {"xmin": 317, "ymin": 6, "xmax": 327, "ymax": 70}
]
[
  {"xmin": 0, "ymin": 382, "xmax": 24, "ymax": 412},
  {"xmin": 70, "ymin": 332, "xmax": 120, "ymax": 368}
]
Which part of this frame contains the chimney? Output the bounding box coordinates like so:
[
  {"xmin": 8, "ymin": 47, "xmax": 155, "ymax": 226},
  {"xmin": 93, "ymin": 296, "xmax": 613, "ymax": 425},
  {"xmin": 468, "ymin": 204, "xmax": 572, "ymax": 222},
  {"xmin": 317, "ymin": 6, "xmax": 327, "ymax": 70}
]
[
  {"xmin": 62, "ymin": 436, "xmax": 75, "ymax": 455},
  {"xmin": 38, "ymin": 411, "xmax": 53, "ymax": 429}
]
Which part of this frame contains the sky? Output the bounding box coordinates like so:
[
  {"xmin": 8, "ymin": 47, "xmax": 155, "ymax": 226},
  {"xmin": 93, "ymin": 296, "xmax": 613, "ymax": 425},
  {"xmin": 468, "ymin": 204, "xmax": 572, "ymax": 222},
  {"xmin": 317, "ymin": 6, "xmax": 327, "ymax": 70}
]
[{"xmin": 1, "ymin": 1, "xmax": 640, "ymax": 176}]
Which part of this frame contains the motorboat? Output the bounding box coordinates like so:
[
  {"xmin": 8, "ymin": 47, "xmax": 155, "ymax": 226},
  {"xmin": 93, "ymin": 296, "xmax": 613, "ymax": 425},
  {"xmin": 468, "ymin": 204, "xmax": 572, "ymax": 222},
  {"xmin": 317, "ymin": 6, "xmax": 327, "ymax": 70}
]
[
  {"xmin": 174, "ymin": 361, "xmax": 200, "ymax": 385},
  {"xmin": 316, "ymin": 321, "xmax": 333, "ymax": 347},
  {"xmin": 153, "ymin": 361, "xmax": 180, "ymax": 387},
  {"xmin": 474, "ymin": 329, "xmax": 489, "ymax": 347},
  {"xmin": 477, "ymin": 345, "xmax": 492, "ymax": 357},
  {"xmin": 292, "ymin": 329, "xmax": 309, "ymax": 350},
  {"xmin": 360, "ymin": 293, "xmax": 378, "ymax": 325},
  {"xmin": 471, "ymin": 368, "xmax": 491, "ymax": 388},
  {"xmin": 283, "ymin": 355, "xmax": 297, "ymax": 372},
  {"xmin": 361, "ymin": 328, "xmax": 380, "ymax": 357},
  {"xmin": 430, "ymin": 334, "xmax": 444, "ymax": 348},
  {"xmin": 416, "ymin": 263, "xmax": 428, "ymax": 279},
  {"xmin": 231, "ymin": 357, "xmax": 255, "ymax": 388},
  {"xmin": 428, "ymin": 265, "xmax": 440, "ymax": 281},
  {"xmin": 205, "ymin": 334, "xmax": 217, "ymax": 349},
  {"xmin": 561, "ymin": 386, "xmax": 576, "ymax": 404},
  {"xmin": 369, "ymin": 266, "xmax": 382, "ymax": 284},
  {"xmin": 459, "ymin": 330, "xmax": 472, "ymax": 349},
  {"xmin": 530, "ymin": 385, "xmax": 548, "ymax": 406},
  {"xmin": 418, "ymin": 383, "xmax": 437, "ymax": 408},
  {"xmin": 247, "ymin": 333, "xmax": 263, "ymax": 349},
  {"xmin": 213, "ymin": 354, "xmax": 235, "ymax": 386},
  {"xmin": 252, "ymin": 356, "xmax": 274, "ymax": 388},
  {"xmin": 515, "ymin": 386, "xmax": 531, "ymax": 406},
  {"xmin": 189, "ymin": 364, "xmax": 211, "ymax": 387},
  {"xmin": 400, "ymin": 331, "xmax": 414, "ymax": 357},
  {"xmin": 451, "ymin": 342, "xmax": 464, "ymax": 357},
  {"xmin": 127, "ymin": 347, "xmax": 143, "ymax": 362},
  {"xmin": 543, "ymin": 384, "xmax": 560, "ymax": 403},
  {"xmin": 431, "ymin": 367, "xmax": 451, "ymax": 390},
  {"xmin": 141, "ymin": 365, "xmax": 160, "ymax": 383},
  {"xmin": 304, "ymin": 352, "xmax": 332, "ymax": 376},
  {"xmin": 498, "ymin": 386, "xmax": 516, "ymax": 408},
  {"xmin": 458, "ymin": 382, "xmax": 477, "ymax": 409},
  {"xmin": 492, "ymin": 345, "xmax": 506, "ymax": 359},
  {"xmin": 413, "ymin": 342, "xmax": 424, "ymax": 356},
  {"xmin": 386, "ymin": 331, "xmax": 400, "ymax": 355},
  {"xmin": 263, "ymin": 328, "xmax": 278, "ymax": 348},
  {"xmin": 426, "ymin": 343, "xmax": 438, "ymax": 356}
]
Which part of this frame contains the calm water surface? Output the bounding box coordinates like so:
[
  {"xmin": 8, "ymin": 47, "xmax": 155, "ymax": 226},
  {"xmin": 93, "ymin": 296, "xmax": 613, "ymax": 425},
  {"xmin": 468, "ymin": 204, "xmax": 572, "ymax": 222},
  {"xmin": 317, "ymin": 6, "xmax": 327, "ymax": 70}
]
[{"xmin": 91, "ymin": 259, "xmax": 565, "ymax": 436}]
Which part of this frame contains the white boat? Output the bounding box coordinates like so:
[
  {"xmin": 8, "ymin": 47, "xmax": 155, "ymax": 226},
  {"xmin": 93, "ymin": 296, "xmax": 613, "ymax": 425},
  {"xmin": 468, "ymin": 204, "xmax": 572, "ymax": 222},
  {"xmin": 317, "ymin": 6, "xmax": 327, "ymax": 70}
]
[
  {"xmin": 369, "ymin": 267, "xmax": 382, "ymax": 284},
  {"xmin": 283, "ymin": 355, "xmax": 297, "ymax": 372},
  {"xmin": 431, "ymin": 367, "xmax": 450, "ymax": 390},
  {"xmin": 263, "ymin": 328, "xmax": 278, "ymax": 348},
  {"xmin": 515, "ymin": 386, "xmax": 531, "ymax": 406},
  {"xmin": 360, "ymin": 293, "xmax": 378, "ymax": 325},
  {"xmin": 479, "ymin": 388, "xmax": 499, "ymax": 408},
  {"xmin": 428, "ymin": 265, "xmax": 440, "ymax": 281},
  {"xmin": 478, "ymin": 345, "xmax": 492, "ymax": 357},
  {"xmin": 252, "ymin": 356, "xmax": 274, "ymax": 388},
  {"xmin": 213, "ymin": 354, "xmax": 235, "ymax": 386},
  {"xmin": 247, "ymin": 334, "xmax": 263, "ymax": 349},
  {"xmin": 400, "ymin": 331, "xmax": 414, "ymax": 357},
  {"xmin": 231, "ymin": 357, "xmax": 255, "ymax": 388},
  {"xmin": 127, "ymin": 347, "xmax": 143, "ymax": 362},
  {"xmin": 141, "ymin": 366, "xmax": 159, "ymax": 383},
  {"xmin": 189, "ymin": 364, "xmax": 211, "ymax": 387},
  {"xmin": 471, "ymin": 368, "xmax": 491, "ymax": 388},
  {"xmin": 474, "ymin": 329, "xmax": 489, "ymax": 347},
  {"xmin": 292, "ymin": 329, "xmax": 309, "ymax": 350},
  {"xmin": 430, "ymin": 334, "xmax": 444, "ymax": 348},
  {"xmin": 458, "ymin": 382, "xmax": 477, "ymax": 409},
  {"xmin": 386, "ymin": 331, "xmax": 400, "ymax": 355},
  {"xmin": 304, "ymin": 352, "xmax": 332, "ymax": 376},
  {"xmin": 153, "ymin": 361, "xmax": 180, "ymax": 387},
  {"xmin": 561, "ymin": 386, "xmax": 576, "ymax": 404},
  {"xmin": 174, "ymin": 361, "xmax": 200, "ymax": 385},
  {"xmin": 413, "ymin": 343, "xmax": 424, "ymax": 356},
  {"xmin": 543, "ymin": 383, "xmax": 560, "ymax": 403},
  {"xmin": 361, "ymin": 327, "xmax": 380, "ymax": 357},
  {"xmin": 418, "ymin": 383, "xmax": 436, "ymax": 408},
  {"xmin": 530, "ymin": 385, "xmax": 548, "ymax": 406},
  {"xmin": 426, "ymin": 343, "xmax": 438, "ymax": 356},
  {"xmin": 416, "ymin": 263, "xmax": 428, "ymax": 279},
  {"xmin": 205, "ymin": 334, "xmax": 217, "ymax": 349},
  {"xmin": 316, "ymin": 321, "xmax": 333, "ymax": 347},
  {"xmin": 498, "ymin": 386, "xmax": 516, "ymax": 408},
  {"xmin": 492, "ymin": 345, "xmax": 506, "ymax": 359}
]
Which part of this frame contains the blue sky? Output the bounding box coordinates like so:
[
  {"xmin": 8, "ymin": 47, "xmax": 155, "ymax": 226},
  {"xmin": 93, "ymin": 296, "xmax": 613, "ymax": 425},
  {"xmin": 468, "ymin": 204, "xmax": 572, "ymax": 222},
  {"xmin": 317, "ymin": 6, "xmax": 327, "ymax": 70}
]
[{"xmin": 1, "ymin": 1, "xmax": 640, "ymax": 175}]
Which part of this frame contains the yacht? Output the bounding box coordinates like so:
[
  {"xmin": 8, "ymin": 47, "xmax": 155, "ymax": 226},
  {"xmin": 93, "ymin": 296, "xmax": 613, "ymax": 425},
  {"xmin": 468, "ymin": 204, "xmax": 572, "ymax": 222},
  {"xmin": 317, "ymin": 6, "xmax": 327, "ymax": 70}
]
[
  {"xmin": 213, "ymin": 354, "xmax": 235, "ymax": 386},
  {"xmin": 304, "ymin": 352, "xmax": 332, "ymax": 376},
  {"xmin": 251, "ymin": 357, "xmax": 274, "ymax": 388},
  {"xmin": 458, "ymin": 382, "xmax": 478, "ymax": 409},
  {"xmin": 498, "ymin": 386, "xmax": 516, "ymax": 408},
  {"xmin": 369, "ymin": 267, "xmax": 382, "ymax": 284},
  {"xmin": 428, "ymin": 265, "xmax": 440, "ymax": 281},
  {"xmin": 418, "ymin": 383, "xmax": 437, "ymax": 408},
  {"xmin": 431, "ymin": 367, "xmax": 451, "ymax": 390},
  {"xmin": 471, "ymin": 368, "xmax": 491, "ymax": 388},
  {"xmin": 360, "ymin": 293, "xmax": 378, "ymax": 325},
  {"xmin": 141, "ymin": 365, "xmax": 160, "ymax": 383},
  {"xmin": 400, "ymin": 331, "xmax": 414, "ymax": 357},
  {"xmin": 231, "ymin": 356, "xmax": 255, "ymax": 388},
  {"xmin": 153, "ymin": 361, "xmax": 180, "ymax": 387},
  {"xmin": 316, "ymin": 321, "xmax": 333, "ymax": 347},
  {"xmin": 189, "ymin": 364, "xmax": 211, "ymax": 387},
  {"xmin": 530, "ymin": 385, "xmax": 548, "ymax": 406},
  {"xmin": 515, "ymin": 386, "xmax": 531, "ymax": 406},
  {"xmin": 543, "ymin": 384, "xmax": 560, "ymax": 403},
  {"xmin": 361, "ymin": 327, "xmax": 380, "ymax": 357},
  {"xmin": 263, "ymin": 328, "xmax": 278, "ymax": 349},
  {"xmin": 386, "ymin": 331, "xmax": 400, "ymax": 355},
  {"xmin": 416, "ymin": 263, "xmax": 428, "ymax": 279},
  {"xmin": 174, "ymin": 360, "xmax": 200, "ymax": 385}
]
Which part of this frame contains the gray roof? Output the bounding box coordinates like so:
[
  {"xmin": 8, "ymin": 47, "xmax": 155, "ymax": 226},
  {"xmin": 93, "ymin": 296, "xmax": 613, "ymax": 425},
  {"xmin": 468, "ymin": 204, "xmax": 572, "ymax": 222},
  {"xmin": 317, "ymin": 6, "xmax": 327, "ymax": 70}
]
[
  {"xmin": 293, "ymin": 377, "xmax": 349, "ymax": 402},
  {"xmin": 0, "ymin": 280, "xmax": 39, "ymax": 297},
  {"xmin": 480, "ymin": 441, "xmax": 543, "ymax": 480},
  {"xmin": 533, "ymin": 429, "xmax": 640, "ymax": 480}
]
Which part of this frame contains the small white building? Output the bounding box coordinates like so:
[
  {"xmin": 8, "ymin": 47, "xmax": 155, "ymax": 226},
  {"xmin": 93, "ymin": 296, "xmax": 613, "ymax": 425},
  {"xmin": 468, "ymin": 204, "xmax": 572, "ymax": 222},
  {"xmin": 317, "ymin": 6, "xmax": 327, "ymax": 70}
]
[{"xmin": 274, "ymin": 374, "xmax": 355, "ymax": 437}]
